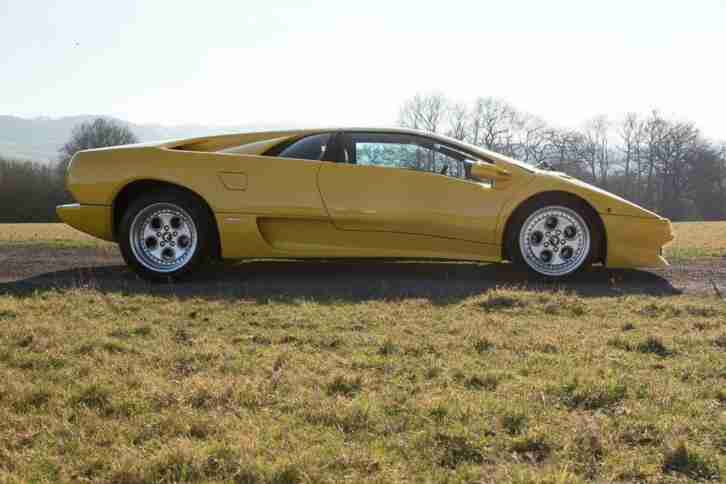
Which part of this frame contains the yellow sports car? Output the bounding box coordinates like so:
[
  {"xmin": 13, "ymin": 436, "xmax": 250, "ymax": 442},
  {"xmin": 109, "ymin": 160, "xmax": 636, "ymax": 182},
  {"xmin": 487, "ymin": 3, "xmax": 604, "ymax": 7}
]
[{"xmin": 57, "ymin": 128, "xmax": 674, "ymax": 281}]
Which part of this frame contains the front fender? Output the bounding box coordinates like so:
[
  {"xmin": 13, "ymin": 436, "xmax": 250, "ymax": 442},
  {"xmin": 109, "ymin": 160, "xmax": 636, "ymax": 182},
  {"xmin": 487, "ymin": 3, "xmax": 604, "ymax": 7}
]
[{"xmin": 495, "ymin": 171, "xmax": 673, "ymax": 268}]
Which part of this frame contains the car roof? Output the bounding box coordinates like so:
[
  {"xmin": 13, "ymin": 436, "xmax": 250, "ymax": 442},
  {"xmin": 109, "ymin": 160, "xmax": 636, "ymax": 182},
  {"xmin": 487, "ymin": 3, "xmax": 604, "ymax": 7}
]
[{"xmin": 161, "ymin": 127, "xmax": 534, "ymax": 172}]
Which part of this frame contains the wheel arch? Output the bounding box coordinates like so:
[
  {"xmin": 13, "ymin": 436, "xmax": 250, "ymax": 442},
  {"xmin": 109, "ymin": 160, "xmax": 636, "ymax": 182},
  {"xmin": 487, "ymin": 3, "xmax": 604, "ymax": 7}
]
[
  {"xmin": 501, "ymin": 190, "xmax": 606, "ymax": 263},
  {"xmin": 112, "ymin": 179, "xmax": 221, "ymax": 259}
]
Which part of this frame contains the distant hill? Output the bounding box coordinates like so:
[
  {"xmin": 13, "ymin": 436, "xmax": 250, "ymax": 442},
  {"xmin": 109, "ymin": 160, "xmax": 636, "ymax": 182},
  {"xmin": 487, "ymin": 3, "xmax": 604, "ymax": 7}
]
[{"xmin": 0, "ymin": 115, "xmax": 288, "ymax": 163}]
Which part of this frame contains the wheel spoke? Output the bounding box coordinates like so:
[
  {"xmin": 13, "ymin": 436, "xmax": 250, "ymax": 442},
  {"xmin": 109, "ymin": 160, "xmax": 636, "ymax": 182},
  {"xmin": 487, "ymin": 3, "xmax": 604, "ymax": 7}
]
[
  {"xmin": 177, "ymin": 222, "xmax": 191, "ymax": 237},
  {"xmin": 530, "ymin": 242, "xmax": 544, "ymax": 258},
  {"xmin": 143, "ymin": 225, "xmax": 158, "ymax": 239},
  {"xmin": 149, "ymin": 245, "xmax": 163, "ymax": 258}
]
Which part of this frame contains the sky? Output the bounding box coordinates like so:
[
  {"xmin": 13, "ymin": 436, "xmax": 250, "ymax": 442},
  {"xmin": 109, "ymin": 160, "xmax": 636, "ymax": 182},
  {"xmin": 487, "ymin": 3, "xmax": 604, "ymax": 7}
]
[{"xmin": 1, "ymin": 0, "xmax": 725, "ymax": 138}]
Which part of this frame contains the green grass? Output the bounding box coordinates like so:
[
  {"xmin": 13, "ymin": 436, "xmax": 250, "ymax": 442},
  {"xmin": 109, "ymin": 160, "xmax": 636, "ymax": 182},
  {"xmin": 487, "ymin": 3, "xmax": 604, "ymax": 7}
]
[{"xmin": 0, "ymin": 288, "xmax": 723, "ymax": 482}]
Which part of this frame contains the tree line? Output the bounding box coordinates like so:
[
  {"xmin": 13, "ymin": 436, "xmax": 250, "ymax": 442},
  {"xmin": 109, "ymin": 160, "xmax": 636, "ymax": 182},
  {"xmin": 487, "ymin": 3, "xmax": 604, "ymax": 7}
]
[
  {"xmin": 399, "ymin": 93, "xmax": 726, "ymax": 221},
  {"xmin": 0, "ymin": 158, "xmax": 67, "ymax": 223},
  {"xmin": 1, "ymin": 106, "xmax": 724, "ymax": 223},
  {"xmin": 0, "ymin": 118, "xmax": 138, "ymax": 223}
]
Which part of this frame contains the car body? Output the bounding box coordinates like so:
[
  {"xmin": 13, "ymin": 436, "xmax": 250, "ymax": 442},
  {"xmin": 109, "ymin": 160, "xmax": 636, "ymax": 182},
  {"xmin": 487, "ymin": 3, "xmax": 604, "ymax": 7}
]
[{"xmin": 57, "ymin": 127, "xmax": 674, "ymax": 279}]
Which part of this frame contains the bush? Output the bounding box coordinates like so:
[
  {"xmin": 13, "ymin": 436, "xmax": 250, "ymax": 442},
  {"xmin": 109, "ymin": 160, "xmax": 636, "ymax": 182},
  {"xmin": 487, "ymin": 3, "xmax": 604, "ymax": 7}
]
[
  {"xmin": 554, "ymin": 378, "xmax": 627, "ymax": 410},
  {"xmin": 433, "ymin": 433, "xmax": 484, "ymax": 468},
  {"xmin": 326, "ymin": 376, "xmax": 362, "ymax": 398},
  {"xmin": 637, "ymin": 337, "xmax": 671, "ymax": 357},
  {"xmin": 662, "ymin": 443, "xmax": 720, "ymax": 481}
]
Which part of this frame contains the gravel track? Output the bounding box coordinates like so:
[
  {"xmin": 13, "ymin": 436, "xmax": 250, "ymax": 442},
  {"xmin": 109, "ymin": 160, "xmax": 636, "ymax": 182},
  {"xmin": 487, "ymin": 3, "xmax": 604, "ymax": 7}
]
[{"xmin": 1, "ymin": 244, "xmax": 725, "ymax": 300}]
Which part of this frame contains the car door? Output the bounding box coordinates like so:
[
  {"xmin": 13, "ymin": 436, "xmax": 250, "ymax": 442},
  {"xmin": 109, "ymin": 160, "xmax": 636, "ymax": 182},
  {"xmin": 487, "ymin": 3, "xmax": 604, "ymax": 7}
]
[
  {"xmin": 229, "ymin": 132, "xmax": 334, "ymax": 218},
  {"xmin": 317, "ymin": 131, "xmax": 506, "ymax": 244}
]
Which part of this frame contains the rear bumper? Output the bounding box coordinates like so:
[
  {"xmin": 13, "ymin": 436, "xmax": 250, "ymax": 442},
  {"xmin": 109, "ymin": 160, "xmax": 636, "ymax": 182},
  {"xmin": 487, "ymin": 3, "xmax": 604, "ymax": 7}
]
[
  {"xmin": 603, "ymin": 214, "xmax": 674, "ymax": 269},
  {"xmin": 56, "ymin": 204, "xmax": 115, "ymax": 242}
]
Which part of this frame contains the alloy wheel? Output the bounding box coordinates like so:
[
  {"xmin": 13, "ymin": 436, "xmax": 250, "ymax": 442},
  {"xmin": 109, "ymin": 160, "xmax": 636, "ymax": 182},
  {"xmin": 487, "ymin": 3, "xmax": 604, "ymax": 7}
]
[
  {"xmin": 519, "ymin": 205, "xmax": 590, "ymax": 276},
  {"xmin": 129, "ymin": 203, "xmax": 198, "ymax": 273}
]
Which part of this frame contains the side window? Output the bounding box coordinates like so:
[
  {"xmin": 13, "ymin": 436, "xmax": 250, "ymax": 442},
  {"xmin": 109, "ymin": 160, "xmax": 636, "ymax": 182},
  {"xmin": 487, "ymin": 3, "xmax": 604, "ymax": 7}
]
[
  {"xmin": 355, "ymin": 142, "xmax": 418, "ymax": 169},
  {"xmin": 349, "ymin": 133, "xmax": 467, "ymax": 179},
  {"xmin": 273, "ymin": 134, "xmax": 330, "ymax": 161}
]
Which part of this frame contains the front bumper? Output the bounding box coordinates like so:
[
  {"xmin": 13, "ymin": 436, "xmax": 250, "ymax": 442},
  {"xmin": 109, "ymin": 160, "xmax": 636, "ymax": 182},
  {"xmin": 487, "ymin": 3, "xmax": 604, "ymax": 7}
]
[
  {"xmin": 56, "ymin": 204, "xmax": 115, "ymax": 242},
  {"xmin": 603, "ymin": 214, "xmax": 674, "ymax": 269}
]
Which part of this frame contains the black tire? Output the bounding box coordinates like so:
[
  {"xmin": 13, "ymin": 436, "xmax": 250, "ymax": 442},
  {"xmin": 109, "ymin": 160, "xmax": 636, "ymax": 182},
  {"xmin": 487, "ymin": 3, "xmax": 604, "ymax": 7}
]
[
  {"xmin": 118, "ymin": 188, "xmax": 215, "ymax": 282},
  {"xmin": 505, "ymin": 194, "xmax": 603, "ymax": 278}
]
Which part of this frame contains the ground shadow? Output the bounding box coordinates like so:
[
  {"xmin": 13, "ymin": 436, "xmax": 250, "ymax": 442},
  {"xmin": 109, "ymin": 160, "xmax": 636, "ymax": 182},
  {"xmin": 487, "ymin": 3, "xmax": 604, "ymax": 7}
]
[{"xmin": 0, "ymin": 259, "xmax": 681, "ymax": 302}]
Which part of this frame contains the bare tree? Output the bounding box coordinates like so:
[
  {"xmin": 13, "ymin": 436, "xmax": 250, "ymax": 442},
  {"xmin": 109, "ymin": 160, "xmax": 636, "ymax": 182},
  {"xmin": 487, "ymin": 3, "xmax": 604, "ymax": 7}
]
[
  {"xmin": 686, "ymin": 144, "xmax": 726, "ymax": 220},
  {"xmin": 581, "ymin": 115, "xmax": 611, "ymax": 187},
  {"xmin": 617, "ymin": 113, "xmax": 644, "ymax": 200},
  {"xmin": 397, "ymin": 93, "xmax": 448, "ymax": 134},
  {"xmin": 57, "ymin": 118, "xmax": 139, "ymax": 175},
  {"xmin": 642, "ymin": 111, "xmax": 669, "ymax": 209},
  {"xmin": 469, "ymin": 97, "xmax": 515, "ymax": 151},
  {"xmin": 546, "ymin": 129, "xmax": 587, "ymax": 173},
  {"xmin": 446, "ymin": 102, "xmax": 469, "ymax": 141},
  {"xmin": 657, "ymin": 120, "xmax": 699, "ymax": 218},
  {"xmin": 511, "ymin": 113, "xmax": 550, "ymax": 164}
]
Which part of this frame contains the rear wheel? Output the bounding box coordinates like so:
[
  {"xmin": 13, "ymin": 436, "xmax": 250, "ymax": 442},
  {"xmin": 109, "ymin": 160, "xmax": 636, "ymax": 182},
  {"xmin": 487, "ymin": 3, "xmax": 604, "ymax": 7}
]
[
  {"xmin": 119, "ymin": 190, "xmax": 213, "ymax": 281},
  {"xmin": 507, "ymin": 196, "xmax": 601, "ymax": 278}
]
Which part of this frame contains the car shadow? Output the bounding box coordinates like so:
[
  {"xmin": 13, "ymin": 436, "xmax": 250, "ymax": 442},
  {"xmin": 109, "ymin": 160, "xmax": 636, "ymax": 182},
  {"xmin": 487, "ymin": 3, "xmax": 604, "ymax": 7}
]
[{"xmin": 0, "ymin": 259, "xmax": 681, "ymax": 302}]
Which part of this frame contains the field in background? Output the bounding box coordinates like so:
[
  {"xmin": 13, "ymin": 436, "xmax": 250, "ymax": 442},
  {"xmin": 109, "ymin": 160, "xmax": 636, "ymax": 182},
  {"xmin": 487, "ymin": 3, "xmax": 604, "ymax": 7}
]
[
  {"xmin": 667, "ymin": 221, "xmax": 726, "ymax": 259},
  {"xmin": 0, "ymin": 223, "xmax": 112, "ymax": 248},
  {"xmin": 3, "ymin": 221, "xmax": 726, "ymax": 259},
  {"xmin": 0, "ymin": 222, "xmax": 724, "ymax": 482}
]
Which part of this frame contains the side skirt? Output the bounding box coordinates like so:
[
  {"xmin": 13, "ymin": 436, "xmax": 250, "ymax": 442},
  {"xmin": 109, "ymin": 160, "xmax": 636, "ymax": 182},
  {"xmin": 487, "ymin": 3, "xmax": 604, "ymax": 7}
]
[{"xmin": 215, "ymin": 214, "xmax": 501, "ymax": 262}]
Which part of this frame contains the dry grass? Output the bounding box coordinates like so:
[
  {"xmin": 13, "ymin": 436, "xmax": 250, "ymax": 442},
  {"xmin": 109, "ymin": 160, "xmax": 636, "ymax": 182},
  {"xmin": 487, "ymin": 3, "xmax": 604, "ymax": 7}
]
[
  {"xmin": 0, "ymin": 221, "xmax": 725, "ymax": 481},
  {"xmin": 666, "ymin": 221, "xmax": 726, "ymax": 259},
  {"xmin": 0, "ymin": 223, "xmax": 112, "ymax": 248},
  {"xmin": 0, "ymin": 287, "xmax": 723, "ymax": 482}
]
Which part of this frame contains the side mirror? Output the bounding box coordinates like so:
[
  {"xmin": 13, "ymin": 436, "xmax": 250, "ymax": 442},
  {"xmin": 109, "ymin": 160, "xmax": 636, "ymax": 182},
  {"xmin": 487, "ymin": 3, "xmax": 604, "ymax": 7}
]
[{"xmin": 467, "ymin": 160, "xmax": 511, "ymax": 182}]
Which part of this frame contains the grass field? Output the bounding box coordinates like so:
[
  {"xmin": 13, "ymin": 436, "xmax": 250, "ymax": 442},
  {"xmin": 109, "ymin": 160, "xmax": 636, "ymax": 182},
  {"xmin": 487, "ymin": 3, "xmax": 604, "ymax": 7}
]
[
  {"xmin": 0, "ymin": 223, "xmax": 724, "ymax": 482},
  {"xmin": 667, "ymin": 222, "xmax": 726, "ymax": 259},
  {"xmin": 0, "ymin": 223, "xmax": 113, "ymax": 248}
]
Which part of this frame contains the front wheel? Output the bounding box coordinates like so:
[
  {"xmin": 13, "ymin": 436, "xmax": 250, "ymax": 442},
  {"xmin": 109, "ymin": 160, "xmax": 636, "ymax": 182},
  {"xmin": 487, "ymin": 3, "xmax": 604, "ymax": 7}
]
[
  {"xmin": 507, "ymin": 198, "xmax": 600, "ymax": 278},
  {"xmin": 119, "ymin": 190, "xmax": 214, "ymax": 281}
]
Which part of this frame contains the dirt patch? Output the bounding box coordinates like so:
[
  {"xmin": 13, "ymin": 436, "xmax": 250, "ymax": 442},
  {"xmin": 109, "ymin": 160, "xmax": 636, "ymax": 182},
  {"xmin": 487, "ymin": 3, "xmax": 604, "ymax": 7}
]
[
  {"xmin": 653, "ymin": 258, "xmax": 726, "ymax": 295},
  {"xmin": 1, "ymin": 244, "xmax": 725, "ymax": 300},
  {"xmin": 0, "ymin": 245, "xmax": 119, "ymax": 284}
]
